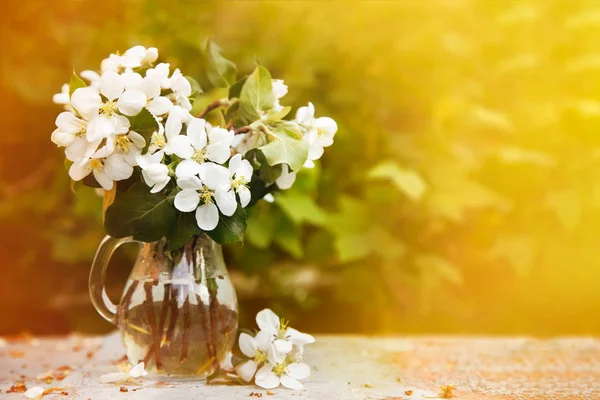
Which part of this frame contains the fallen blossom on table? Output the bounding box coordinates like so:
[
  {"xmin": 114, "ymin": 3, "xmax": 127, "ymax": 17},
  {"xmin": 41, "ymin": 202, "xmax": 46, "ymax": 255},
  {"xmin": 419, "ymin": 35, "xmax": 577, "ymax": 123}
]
[
  {"xmin": 232, "ymin": 308, "xmax": 315, "ymax": 391},
  {"xmin": 99, "ymin": 361, "xmax": 148, "ymax": 385},
  {"xmin": 23, "ymin": 387, "xmax": 67, "ymax": 399}
]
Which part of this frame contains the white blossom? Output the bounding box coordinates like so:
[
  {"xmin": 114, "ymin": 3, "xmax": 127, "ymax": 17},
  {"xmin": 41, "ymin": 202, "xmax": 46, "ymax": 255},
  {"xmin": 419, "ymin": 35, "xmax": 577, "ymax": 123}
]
[
  {"xmin": 99, "ymin": 361, "xmax": 148, "ymax": 384},
  {"xmin": 24, "ymin": 387, "xmax": 45, "ymax": 399},
  {"xmin": 255, "ymin": 357, "xmax": 311, "ymax": 391},
  {"xmin": 137, "ymin": 150, "xmax": 171, "ymax": 193},
  {"xmin": 69, "ymin": 153, "xmax": 133, "ymax": 191},
  {"xmin": 173, "ymin": 119, "xmax": 233, "ymax": 178},
  {"xmin": 256, "ymin": 308, "xmax": 315, "ymax": 354},
  {"xmin": 228, "ymin": 154, "xmax": 253, "ymax": 207},
  {"xmin": 272, "ymin": 79, "xmax": 288, "ymax": 113},
  {"xmin": 146, "ymin": 63, "xmax": 171, "ymax": 89},
  {"xmin": 70, "ymin": 72, "xmax": 145, "ymax": 142},
  {"xmin": 52, "ymin": 84, "xmax": 70, "ymax": 106},
  {"xmin": 100, "ymin": 45, "xmax": 157, "ymax": 74},
  {"xmin": 174, "ymin": 163, "xmax": 235, "ymax": 231},
  {"xmin": 275, "ymin": 164, "xmax": 297, "ymax": 190},
  {"xmin": 295, "ymin": 102, "xmax": 337, "ymax": 167},
  {"xmin": 235, "ymin": 330, "xmax": 275, "ymax": 382},
  {"xmin": 169, "ymin": 68, "xmax": 193, "ymax": 110}
]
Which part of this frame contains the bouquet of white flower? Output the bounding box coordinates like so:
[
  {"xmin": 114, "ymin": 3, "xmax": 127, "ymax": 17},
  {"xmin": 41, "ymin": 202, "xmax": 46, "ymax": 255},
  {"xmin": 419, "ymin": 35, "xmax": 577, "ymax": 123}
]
[{"xmin": 51, "ymin": 43, "xmax": 337, "ymax": 249}]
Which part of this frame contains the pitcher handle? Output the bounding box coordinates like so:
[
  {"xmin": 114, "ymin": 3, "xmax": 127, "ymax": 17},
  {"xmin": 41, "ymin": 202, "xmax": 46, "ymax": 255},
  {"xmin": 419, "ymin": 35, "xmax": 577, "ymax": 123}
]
[{"xmin": 89, "ymin": 236, "xmax": 138, "ymax": 325}]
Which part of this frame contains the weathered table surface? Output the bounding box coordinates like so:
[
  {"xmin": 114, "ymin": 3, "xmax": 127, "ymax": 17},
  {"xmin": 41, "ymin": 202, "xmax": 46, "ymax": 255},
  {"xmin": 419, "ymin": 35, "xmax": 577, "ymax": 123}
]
[{"xmin": 1, "ymin": 334, "xmax": 599, "ymax": 399}]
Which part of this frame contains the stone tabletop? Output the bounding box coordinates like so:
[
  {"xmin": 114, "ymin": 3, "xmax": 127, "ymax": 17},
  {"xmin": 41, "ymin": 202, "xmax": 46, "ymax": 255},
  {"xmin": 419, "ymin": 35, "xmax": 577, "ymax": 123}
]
[{"xmin": 1, "ymin": 334, "xmax": 599, "ymax": 399}]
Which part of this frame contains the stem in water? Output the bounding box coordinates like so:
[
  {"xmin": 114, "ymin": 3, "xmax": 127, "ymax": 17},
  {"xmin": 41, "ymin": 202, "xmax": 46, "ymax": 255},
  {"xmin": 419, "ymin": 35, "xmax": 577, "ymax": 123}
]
[
  {"xmin": 158, "ymin": 283, "xmax": 172, "ymax": 346},
  {"xmin": 207, "ymin": 277, "xmax": 219, "ymax": 369},
  {"xmin": 165, "ymin": 285, "xmax": 179, "ymax": 344},
  {"xmin": 180, "ymin": 296, "xmax": 191, "ymax": 362},
  {"xmin": 119, "ymin": 280, "xmax": 139, "ymax": 324},
  {"xmin": 143, "ymin": 281, "xmax": 163, "ymax": 370}
]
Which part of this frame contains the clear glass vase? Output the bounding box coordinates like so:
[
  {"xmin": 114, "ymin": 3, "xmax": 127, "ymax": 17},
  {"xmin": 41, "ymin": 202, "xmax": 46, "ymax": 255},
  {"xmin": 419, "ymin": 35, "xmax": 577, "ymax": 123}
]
[{"xmin": 89, "ymin": 234, "xmax": 238, "ymax": 377}]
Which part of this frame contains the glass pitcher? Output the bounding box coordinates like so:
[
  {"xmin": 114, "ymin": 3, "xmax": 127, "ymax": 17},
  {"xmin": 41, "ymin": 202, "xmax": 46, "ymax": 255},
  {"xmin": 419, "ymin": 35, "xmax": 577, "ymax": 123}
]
[{"xmin": 89, "ymin": 234, "xmax": 238, "ymax": 377}]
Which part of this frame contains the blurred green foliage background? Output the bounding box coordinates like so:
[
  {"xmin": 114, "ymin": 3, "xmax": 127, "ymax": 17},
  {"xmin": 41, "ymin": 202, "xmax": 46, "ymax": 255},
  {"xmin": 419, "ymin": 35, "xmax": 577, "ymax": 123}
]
[{"xmin": 2, "ymin": 0, "xmax": 600, "ymax": 335}]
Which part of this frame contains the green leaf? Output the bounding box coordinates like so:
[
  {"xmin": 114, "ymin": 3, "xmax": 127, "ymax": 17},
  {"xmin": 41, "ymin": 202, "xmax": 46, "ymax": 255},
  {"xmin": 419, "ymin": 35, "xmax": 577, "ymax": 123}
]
[
  {"xmin": 335, "ymin": 233, "xmax": 371, "ymax": 263},
  {"xmin": 265, "ymin": 106, "xmax": 291, "ymax": 122},
  {"xmin": 69, "ymin": 71, "xmax": 86, "ymax": 96},
  {"xmin": 105, "ymin": 183, "xmax": 176, "ymax": 242},
  {"xmin": 245, "ymin": 203, "xmax": 276, "ymax": 249},
  {"xmin": 246, "ymin": 149, "xmax": 282, "ymax": 184},
  {"xmin": 259, "ymin": 125, "xmax": 309, "ymax": 172},
  {"xmin": 368, "ymin": 161, "xmax": 427, "ymax": 201},
  {"xmin": 239, "ymin": 65, "xmax": 274, "ymax": 122},
  {"xmin": 273, "ymin": 216, "xmax": 303, "ymax": 258},
  {"xmin": 275, "ymin": 191, "xmax": 327, "ymax": 226},
  {"xmin": 165, "ymin": 212, "xmax": 201, "ymax": 251},
  {"xmin": 185, "ymin": 76, "xmax": 202, "ymax": 95},
  {"xmin": 415, "ymin": 254, "xmax": 463, "ymax": 285},
  {"xmin": 128, "ymin": 108, "xmax": 159, "ymax": 154},
  {"xmin": 204, "ymin": 40, "xmax": 237, "ymax": 88},
  {"xmin": 229, "ymin": 76, "xmax": 247, "ymax": 99},
  {"xmin": 206, "ymin": 206, "xmax": 247, "ymax": 245}
]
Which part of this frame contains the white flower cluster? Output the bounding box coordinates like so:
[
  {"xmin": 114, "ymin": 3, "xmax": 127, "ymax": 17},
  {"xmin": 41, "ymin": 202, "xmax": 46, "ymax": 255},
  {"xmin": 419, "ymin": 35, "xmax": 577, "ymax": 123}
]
[
  {"xmin": 51, "ymin": 45, "xmax": 193, "ymax": 191},
  {"xmin": 235, "ymin": 309, "xmax": 315, "ymax": 391},
  {"xmin": 51, "ymin": 45, "xmax": 338, "ymax": 233}
]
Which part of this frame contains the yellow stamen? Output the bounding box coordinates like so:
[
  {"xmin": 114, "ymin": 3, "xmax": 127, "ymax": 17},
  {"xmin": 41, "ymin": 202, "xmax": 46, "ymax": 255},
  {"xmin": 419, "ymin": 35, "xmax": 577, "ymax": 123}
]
[{"xmin": 89, "ymin": 159, "xmax": 103, "ymax": 170}]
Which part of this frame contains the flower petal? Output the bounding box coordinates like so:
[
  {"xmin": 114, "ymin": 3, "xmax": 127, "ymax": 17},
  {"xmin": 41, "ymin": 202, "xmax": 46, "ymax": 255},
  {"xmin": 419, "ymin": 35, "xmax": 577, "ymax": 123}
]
[
  {"xmin": 70, "ymin": 87, "xmax": 101, "ymax": 120},
  {"xmin": 235, "ymin": 360, "xmax": 258, "ymax": 383},
  {"xmin": 228, "ymin": 154, "xmax": 242, "ymax": 175},
  {"xmin": 117, "ymin": 89, "xmax": 146, "ymax": 116},
  {"xmin": 139, "ymin": 76, "xmax": 161, "ymax": 99},
  {"xmin": 256, "ymin": 309, "xmax": 280, "ymax": 333},
  {"xmin": 254, "ymin": 330, "xmax": 275, "ymax": 350},
  {"xmin": 68, "ymin": 159, "xmax": 92, "ymax": 181},
  {"xmin": 214, "ymin": 189, "xmax": 237, "ymax": 217},
  {"xmin": 177, "ymin": 177, "xmax": 203, "ymax": 191},
  {"xmin": 136, "ymin": 150, "xmax": 163, "ymax": 169},
  {"xmin": 24, "ymin": 387, "xmax": 45, "ymax": 399},
  {"xmin": 128, "ymin": 131, "xmax": 146, "ymax": 149},
  {"xmin": 129, "ymin": 362, "xmax": 148, "ymax": 378},
  {"xmin": 56, "ymin": 111, "xmax": 85, "ymax": 134},
  {"xmin": 165, "ymin": 113, "xmax": 183, "ymax": 140},
  {"xmin": 286, "ymin": 327, "xmax": 316, "ymax": 346},
  {"xmin": 295, "ymin": 102, "xmax": 315, "ymax": 125},
  {"xmin": 238, "ymin": 185, "xmax": 251, "ymax": 207},
  {"xmin": 274, "ymin": 339, "xmax": 293, "ymax": 354},
  {"xmin": 87, "ymin": 116, "xmax": 116, "ymax": 142},
  {"xmin": 238, "ymin": 332, "xmax": 258, "ymax": 358},
  {"xmin": 105, "ymin": 154, "xmax": 134, "ymax": 181},
  {"xmin": 150, "ymin": 177, "xmax": 170, "ymax": 193},
  {"xmin": 100, "ymin": 71, "xmax": 125, "ymax": 101},
  {"xmin": 287, "ymin": 363, "xmax": 310, "ymax": 380},
  {"xmin": 51, "ymin": 129, "xmax": 75, "ymax": 147},
  {"xmin": 255, "ymin": 365, "xmax": 280, "ymax": 389},
  {"xmin": 174, "ymin": 189, "xmax": 200, "ymax": 212},
  {"xmin": 147, "ymin": 97, "xmax": 173, "ymax": 116},
  {"xmin": 186, "ymin": 118, "xmax": 208, "ymax": 149},
  {"xmin": 275, "ymin": 164, "xmax": 297, "ymax": 190},
  {"xmin": 166, "ymin": 135, "xmax": 193, "ymax": 158},
  {"xmin": 199, "ymin": 163, "xmax": 231, "ymax": 191},
  {"xmin": 206, "ymin": 142, "xmax": 231, "ymax": 164},
  {"xmin": 94, "ymin": 169, "xmax": 114, "ymax": 191},
  {"xmin": 146, "ymin": 163, "xmax": 169, "ymax": 182},
  {"xmin": 176, "ymin": 159, "xmax": 202, "ymax": 179},
  {"xmin": 315, "ymin": 116, "xmax": 338, "ymax": 137},
  {"xmin": 280, "ymin": 374, "xmax": 304, "ymax": 391},
  {"xmin": 121, "ymin": 71, "xmax": 143, "ymax": 91},
  {"xmin": 195, "ymin": 202, "xmax": 219, "ymax": 231},
  {"xmin": 208, "ymin": 126, "xmax": 233, "ymax": 145}
]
